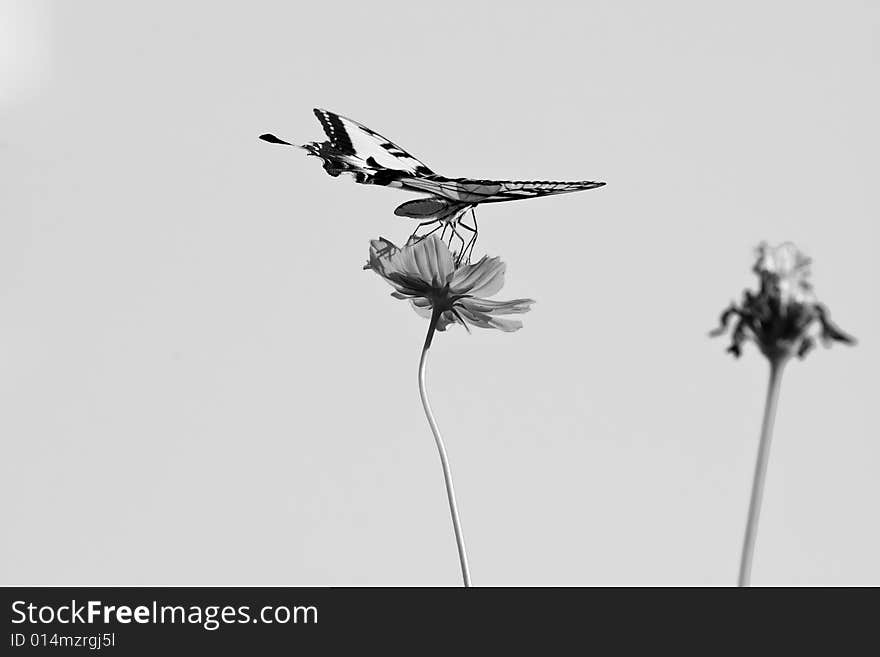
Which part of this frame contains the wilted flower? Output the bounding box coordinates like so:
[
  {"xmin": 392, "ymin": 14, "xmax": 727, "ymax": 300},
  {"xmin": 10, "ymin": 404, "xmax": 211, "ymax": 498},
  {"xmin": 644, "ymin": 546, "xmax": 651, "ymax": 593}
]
[
  {"xmin": 368, "ymin": 234, "xmax": 535, "ymax": 340},
  {"xmin": 714, "ymin": 242, "xmax": 857, "ymax": 587},
  {"xmin": 711, "ymin": 241, "xmax": 855, "ymax": 361}
]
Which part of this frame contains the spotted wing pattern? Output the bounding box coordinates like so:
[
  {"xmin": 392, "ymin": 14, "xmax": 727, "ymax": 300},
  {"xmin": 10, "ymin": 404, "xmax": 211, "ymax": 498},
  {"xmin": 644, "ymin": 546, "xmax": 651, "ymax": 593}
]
[{"xmin": 304, "ymin": 109, "xmax": 434, "ymax": 183}]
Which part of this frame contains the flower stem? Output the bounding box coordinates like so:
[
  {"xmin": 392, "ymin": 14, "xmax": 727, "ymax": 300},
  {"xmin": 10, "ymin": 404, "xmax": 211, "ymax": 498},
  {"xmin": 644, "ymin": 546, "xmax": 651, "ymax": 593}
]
[
  {"xmin": 418, "ymin": 308, "xmax": 471, "ymax": 587},
  {"xmin": 738, "ymin": 356, "xmax": 787, "ymax": 587}
]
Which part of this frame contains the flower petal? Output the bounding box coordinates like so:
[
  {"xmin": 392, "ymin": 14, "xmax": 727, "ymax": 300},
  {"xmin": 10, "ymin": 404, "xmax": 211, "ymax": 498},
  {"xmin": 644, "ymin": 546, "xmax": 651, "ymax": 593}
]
[
  {"xmin": 396, "ymin": 234, "xmax": 455, "ymax": 288},
  {"xmin": 450, "ymin": 255, "xmax": 506, "ymax": 298},
  {"xmin": 370, "ymin": 235, "xmax": 457, "ymax": 298},
  {"xmin": 367, "ymin": 237, "xmax": 400, "ymax": 273},
  {"xmin": 815, "ymin": 304, "xmax": 857, "ymax": 345},
  {"xmin": 407, "ymin": 297, "xmax": 434, "ymax": 319},
  {"xmin": 457, "ymin": 305, "xmax": 524, "ymax": 332},
  {"xmin": 753, "ymin": 241, "xmax": 815, "ymax": 307},
  {"xmin": 459, "ymin": 297, "xmax": 535, "ymax": 315}
]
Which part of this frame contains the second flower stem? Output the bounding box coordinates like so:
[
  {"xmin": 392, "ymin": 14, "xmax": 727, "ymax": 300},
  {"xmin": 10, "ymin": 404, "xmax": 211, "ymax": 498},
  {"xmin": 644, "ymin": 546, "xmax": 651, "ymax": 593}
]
[
  {"xmin": 418, "ymin": 309, "xmax": 471, "ymax": 587},
  {"xmin": 738, "ymin": 356, "xmax": 787, "ymax": 587}
]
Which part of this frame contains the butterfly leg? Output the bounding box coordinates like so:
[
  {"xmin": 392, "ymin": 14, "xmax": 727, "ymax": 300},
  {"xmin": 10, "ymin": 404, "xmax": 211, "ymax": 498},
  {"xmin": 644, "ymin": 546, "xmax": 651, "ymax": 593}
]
[
  {"xmin": 468, "ymin": 210, "xmax": 479, "ymax": 261},
  {"xmin": 448, "ymin": 224, "xmax": 468, "ymax": 265},
  {"xmin": 420, "ymin": 222, "xmax": 443, "ymax": 240},
  {"xmin": 444, "ymin": 222, "xmax": 455, "ymax": 251},
  {"xmin": 457, "ymin": 208, "xmax": 479, "ymax": 264},
  {"xmin": 408, "ymin": 219, "xmax": 442, "ymax": 244},
  {"xmin": 458, "ymin": 228, "xmax": 477, "ymax": 265}
]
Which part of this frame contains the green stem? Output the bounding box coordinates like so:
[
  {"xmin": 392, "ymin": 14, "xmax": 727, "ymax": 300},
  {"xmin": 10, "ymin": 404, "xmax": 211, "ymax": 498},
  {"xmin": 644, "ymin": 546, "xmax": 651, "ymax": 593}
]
[
  {"xmin": 738, "ymin": 356, "xmax": 787, "ymax": 587},
  {"xmin": 418, "ymin": 308, "xmax": 471, "ymax": 587}
]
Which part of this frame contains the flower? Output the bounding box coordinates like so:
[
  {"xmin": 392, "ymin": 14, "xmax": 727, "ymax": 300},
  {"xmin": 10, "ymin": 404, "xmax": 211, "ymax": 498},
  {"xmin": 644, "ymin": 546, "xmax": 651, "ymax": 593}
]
[
  {"xmin": 367, "ymin": 234, "xmax": 535, "ymax": 334},
  {"xmin": 752, "ymin": 242, "xmax": 815, "ymax": 306},
  {"xmin": 711, "ymin": 242, "xmax": 856, "ymax": 361}
]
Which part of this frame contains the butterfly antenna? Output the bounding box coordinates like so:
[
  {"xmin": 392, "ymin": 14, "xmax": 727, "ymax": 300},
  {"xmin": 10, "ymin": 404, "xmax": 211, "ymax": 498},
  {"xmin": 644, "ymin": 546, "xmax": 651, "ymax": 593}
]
[{"xmin": 259, "ymin": 133, "xmax": 295, "ymax": 146}]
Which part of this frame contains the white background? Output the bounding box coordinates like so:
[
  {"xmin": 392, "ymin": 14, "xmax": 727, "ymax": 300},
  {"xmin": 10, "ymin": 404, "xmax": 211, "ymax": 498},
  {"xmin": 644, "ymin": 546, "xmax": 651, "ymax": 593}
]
[{"xmin": 1, "ymin": 0, "xmax": 877, "ymax": 585}]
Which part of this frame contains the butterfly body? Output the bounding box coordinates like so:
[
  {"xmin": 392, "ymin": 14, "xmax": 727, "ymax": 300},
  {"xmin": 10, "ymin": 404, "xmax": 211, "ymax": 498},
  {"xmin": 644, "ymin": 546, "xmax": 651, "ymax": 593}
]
[{"xmin": 260, "ymin": 109, "xmax": 604, "ymax": 260}]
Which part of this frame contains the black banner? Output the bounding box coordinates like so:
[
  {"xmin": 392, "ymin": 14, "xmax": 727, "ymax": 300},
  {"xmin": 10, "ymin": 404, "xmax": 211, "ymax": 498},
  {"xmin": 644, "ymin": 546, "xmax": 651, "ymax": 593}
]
[{"xmin": 1, "ymin": 586, "xmax": 874, "ymax": 653}]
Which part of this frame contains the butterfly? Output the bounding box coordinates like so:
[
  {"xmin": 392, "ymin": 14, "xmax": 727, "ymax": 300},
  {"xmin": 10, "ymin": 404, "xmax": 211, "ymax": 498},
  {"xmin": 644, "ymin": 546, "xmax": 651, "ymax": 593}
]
[{"xmin": 260, "ymin": 109, "xmax": 605, "ymax": 262}]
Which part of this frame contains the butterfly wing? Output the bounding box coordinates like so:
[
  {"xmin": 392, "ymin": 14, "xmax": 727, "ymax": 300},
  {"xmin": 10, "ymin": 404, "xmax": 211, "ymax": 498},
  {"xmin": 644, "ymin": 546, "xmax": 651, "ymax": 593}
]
[
  {"xmin": 276, "ymin": 109, "xmax": 606, "ymax": 205},
  {"xmin": 311, "ymin": 109, "xmax": 435, "ymax": 177},
  {"xmin": 396, "ymin": 175, "xmax": 606, "ymax": 204}
]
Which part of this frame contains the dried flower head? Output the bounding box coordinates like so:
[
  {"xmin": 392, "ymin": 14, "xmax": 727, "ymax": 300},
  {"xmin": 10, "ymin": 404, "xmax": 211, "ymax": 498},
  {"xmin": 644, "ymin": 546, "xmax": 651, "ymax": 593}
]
[
  {"xmin": 367, "ymin": 234, "xmax": 535, "ymax": 339},
  {"xmin": 711, "ymin": 242, "xmax": 855, "ymax": 361}
]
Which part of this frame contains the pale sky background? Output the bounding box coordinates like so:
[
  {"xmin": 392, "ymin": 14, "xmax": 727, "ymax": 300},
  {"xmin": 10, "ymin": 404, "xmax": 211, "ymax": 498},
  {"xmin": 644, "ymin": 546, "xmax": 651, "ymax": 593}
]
[{"xmin": 1, "ymin": 0, "xmax": 877, "ymax": 586}]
